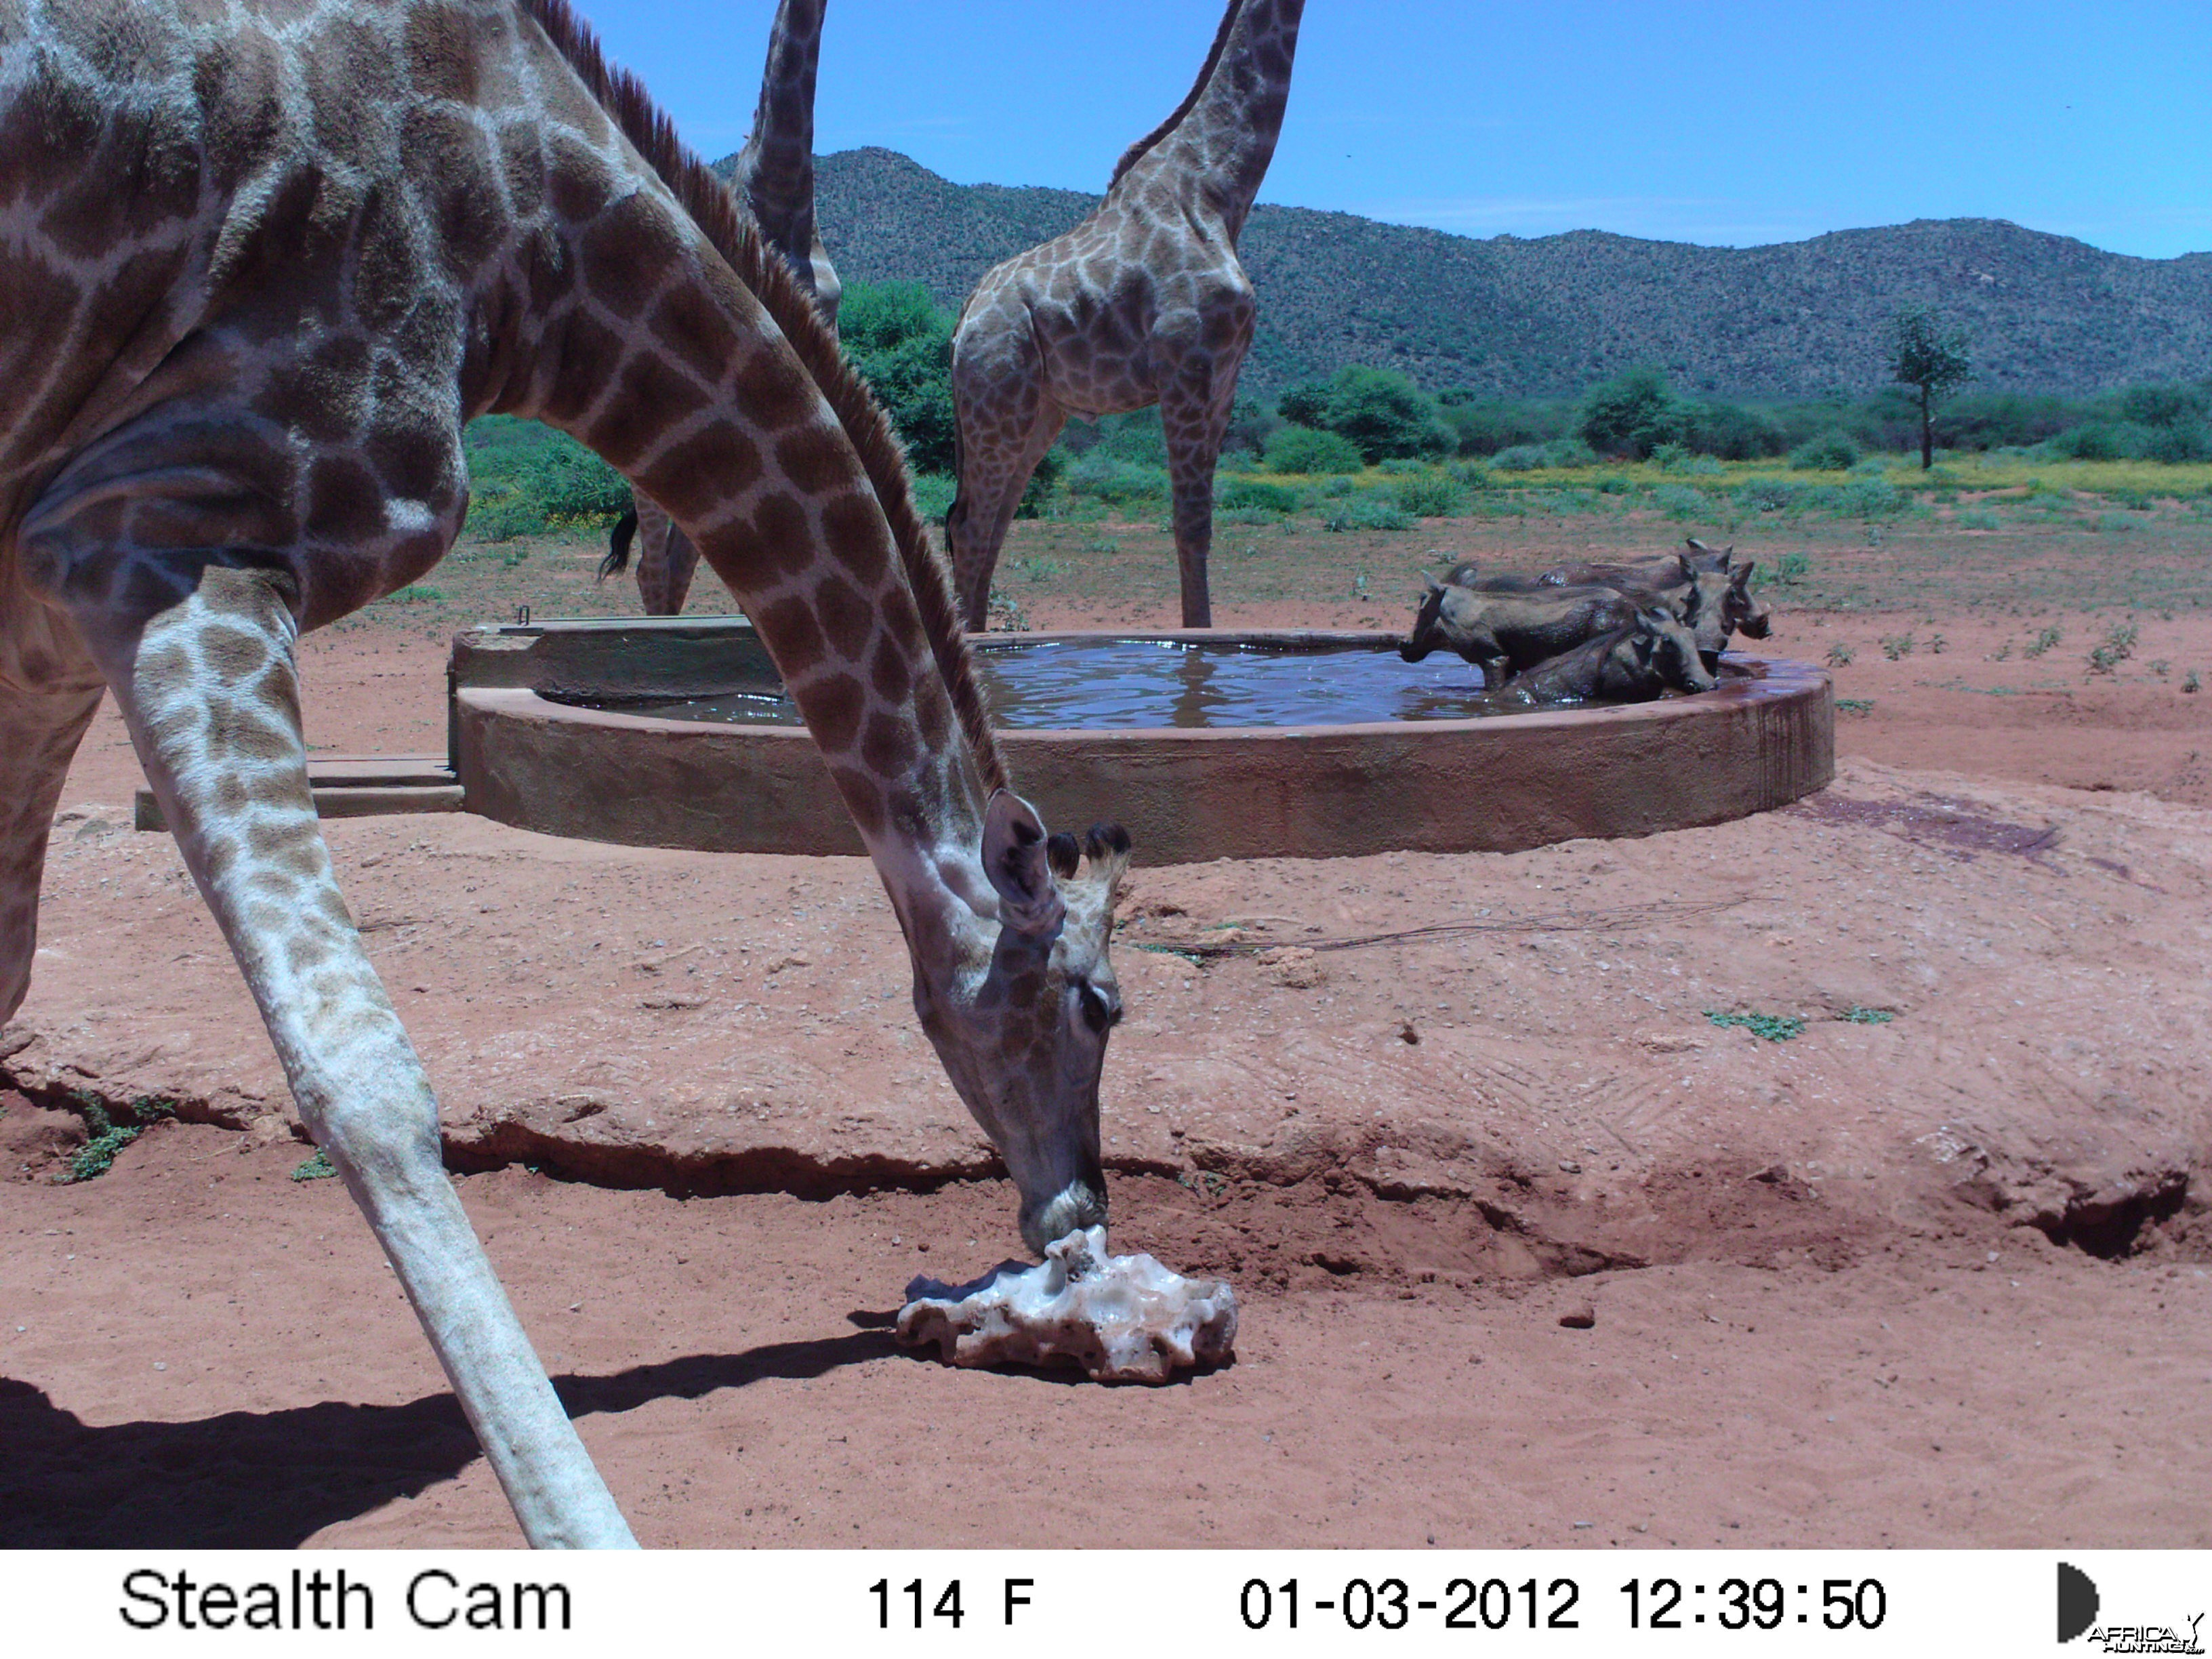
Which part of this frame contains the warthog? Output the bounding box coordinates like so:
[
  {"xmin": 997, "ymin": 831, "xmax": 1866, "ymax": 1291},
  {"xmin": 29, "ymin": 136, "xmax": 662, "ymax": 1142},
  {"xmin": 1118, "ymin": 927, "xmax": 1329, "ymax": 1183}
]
[
  {"xmin": 1474, "ymin": 605, "xmax": 1717, "ymax": 709},
  {"xmin": 1401, "ymin": 576, "xmax": 1653, "ymax": 687},
  {"xmin": 1534, "ymin": 540, "xmax": 1769, "ymax": 661}
]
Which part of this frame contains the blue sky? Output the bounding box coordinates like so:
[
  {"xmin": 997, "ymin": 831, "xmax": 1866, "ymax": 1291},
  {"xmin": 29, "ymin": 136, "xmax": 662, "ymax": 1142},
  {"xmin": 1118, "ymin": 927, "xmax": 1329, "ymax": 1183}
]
[{"xmin": 577, "ymin": 1, "xmax": 2212, "ymax": 259}]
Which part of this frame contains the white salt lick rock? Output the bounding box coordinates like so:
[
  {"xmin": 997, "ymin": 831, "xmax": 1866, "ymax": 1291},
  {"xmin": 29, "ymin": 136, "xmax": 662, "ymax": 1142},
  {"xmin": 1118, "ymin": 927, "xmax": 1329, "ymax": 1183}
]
[{"xmin": 896, "ymin": 1225, "xmax": 1237, "ymax": 1384}]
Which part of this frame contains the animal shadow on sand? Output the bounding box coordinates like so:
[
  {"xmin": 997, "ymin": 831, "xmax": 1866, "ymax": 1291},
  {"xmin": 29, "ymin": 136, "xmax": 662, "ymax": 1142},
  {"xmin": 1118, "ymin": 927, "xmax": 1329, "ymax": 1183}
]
[{"xmin": 0, "ymin": 1327, "xmax": 897, "ymax": 1547}]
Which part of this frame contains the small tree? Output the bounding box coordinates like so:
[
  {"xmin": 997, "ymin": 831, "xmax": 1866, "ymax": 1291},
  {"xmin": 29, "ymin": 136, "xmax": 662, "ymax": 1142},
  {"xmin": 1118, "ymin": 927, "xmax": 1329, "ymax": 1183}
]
[
  {"xmin": 840, "ymin": 280, "xmax": 958, "ymax": 474},
  {"xmin": 1883, "ymin": 305, "xmax": 1973, "ymax": 470},
  {"xmin": 1578, "ymin": 367, "xmax": 1681, "ymax": 459}
]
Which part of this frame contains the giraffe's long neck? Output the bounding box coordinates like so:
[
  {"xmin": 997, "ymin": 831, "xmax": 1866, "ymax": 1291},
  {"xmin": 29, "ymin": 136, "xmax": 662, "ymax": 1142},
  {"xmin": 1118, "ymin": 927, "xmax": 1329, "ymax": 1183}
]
[
  {"xmin": 479, "ymin": 18, "xmax": 1000, "ymax": 960},
  {"xmin": 732, "ymin": 0, "xmax": 827, "ymax": 283},
  {"xmin": 1145, "ymin": 0, "xmax": 1305, "ymax": 242}
]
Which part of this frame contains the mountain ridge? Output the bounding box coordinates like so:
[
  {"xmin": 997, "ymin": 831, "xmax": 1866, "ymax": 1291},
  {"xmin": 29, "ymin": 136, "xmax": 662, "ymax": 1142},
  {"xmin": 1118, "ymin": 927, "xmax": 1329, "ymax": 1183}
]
[{"xmin": 718, "ymin": 146, "xmax": 2212, "ymax": 400}]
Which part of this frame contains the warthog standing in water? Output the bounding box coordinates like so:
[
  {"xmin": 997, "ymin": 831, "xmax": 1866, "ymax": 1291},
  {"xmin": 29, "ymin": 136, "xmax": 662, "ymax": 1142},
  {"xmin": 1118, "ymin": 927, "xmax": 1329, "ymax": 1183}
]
[
  {"xmin": 1401, "ymin": 577, "xmax": 1659, "ymax": 687},
  {"xmin": 1536, "ymin": 539, "xmax": 1770, "ymax": 662},
  {"xmin": 1473, "ymin": 605, "xmax": 1717, "ymax": 709}
]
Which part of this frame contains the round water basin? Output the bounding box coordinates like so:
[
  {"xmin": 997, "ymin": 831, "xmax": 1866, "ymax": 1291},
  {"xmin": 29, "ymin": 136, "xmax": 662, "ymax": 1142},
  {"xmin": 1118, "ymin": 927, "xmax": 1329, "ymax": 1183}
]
[{"xmin": 451, "ymin": 620, "xmax": 1833, "ymax": 861}]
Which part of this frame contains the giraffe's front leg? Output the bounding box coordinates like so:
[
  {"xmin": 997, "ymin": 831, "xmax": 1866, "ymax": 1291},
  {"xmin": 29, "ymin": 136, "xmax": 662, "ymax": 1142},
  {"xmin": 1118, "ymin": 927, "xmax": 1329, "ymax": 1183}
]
[
  {"xmin": 631, "ymin": 496, "xmax": 703, "ymax": 617},
  {"xmin": 0, "ymin": 678, "xmax": 105, "ymax": 1023},
  {"xmin": 90, "ymin": 564, "xmax": 635, "ymax": 1549},
  {"xmin": 1160, "ymin": 370, "xmax": 1240, "ymax": 631}
]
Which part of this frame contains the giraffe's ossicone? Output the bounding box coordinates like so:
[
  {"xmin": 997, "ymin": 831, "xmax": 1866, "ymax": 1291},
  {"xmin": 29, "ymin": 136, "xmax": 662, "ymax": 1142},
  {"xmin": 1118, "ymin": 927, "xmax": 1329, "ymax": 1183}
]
[{"xmin": 0, "ymin": 0, "xmax": 1132, "ymax": 1549}]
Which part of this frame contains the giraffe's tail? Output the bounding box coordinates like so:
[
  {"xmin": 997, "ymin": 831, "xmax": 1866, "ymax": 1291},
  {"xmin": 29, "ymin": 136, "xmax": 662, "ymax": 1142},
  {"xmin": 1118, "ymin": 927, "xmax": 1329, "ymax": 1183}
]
[{"xmin": 597, "ymin": 508, "xmax": 638, "ymax": 581}]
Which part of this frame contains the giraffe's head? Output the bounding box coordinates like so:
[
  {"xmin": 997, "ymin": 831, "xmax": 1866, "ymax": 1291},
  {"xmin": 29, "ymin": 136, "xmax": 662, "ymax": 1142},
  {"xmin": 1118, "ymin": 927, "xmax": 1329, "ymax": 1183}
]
[{"xmin": 914, "ymin": 791, "xmax": 1132, "ymax": 1256}]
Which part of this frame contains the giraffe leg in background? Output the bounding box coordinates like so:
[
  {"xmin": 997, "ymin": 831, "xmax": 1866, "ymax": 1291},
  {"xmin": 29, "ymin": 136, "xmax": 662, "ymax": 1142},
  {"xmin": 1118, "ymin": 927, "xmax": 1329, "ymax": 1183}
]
[
  {"xmin": 85, "ymin": 562, "xmax": 634, "ymax": 1547},
  {"xmin": 1160, "ymin": 365, "xmax": 1240, "ymax": 630},
  {"xmin": 631, "ymin": 496, "xmax": 701, "ymax": 617},
  {"xmin": 0, "ymin": 678, "xmax": 104, "ymax": 1023},
  {"xmin": 947, "ymin": 341, "xmax": 1066, "ymax": 632}
]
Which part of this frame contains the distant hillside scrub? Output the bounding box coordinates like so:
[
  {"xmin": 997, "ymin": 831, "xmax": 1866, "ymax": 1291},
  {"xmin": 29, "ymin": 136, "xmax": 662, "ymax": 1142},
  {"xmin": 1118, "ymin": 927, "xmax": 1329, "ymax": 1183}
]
[{"xmin": 806, "ymin": 148, "xmax": 2212, "ymax": 401}]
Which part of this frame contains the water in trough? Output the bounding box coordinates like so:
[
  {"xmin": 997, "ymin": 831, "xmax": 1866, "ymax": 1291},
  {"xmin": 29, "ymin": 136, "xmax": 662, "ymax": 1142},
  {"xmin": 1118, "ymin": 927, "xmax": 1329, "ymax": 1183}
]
[{"xmin": 546, "ymin": 636, "xmax": 1607, "ymax": 730}]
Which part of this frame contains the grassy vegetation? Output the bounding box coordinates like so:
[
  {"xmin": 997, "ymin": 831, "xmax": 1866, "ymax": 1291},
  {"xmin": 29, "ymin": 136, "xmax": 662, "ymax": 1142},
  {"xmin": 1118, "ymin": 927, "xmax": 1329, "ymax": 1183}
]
[{"xmin": 60, "ymin": 1094, "xmax": 176, "ymax": 1183}]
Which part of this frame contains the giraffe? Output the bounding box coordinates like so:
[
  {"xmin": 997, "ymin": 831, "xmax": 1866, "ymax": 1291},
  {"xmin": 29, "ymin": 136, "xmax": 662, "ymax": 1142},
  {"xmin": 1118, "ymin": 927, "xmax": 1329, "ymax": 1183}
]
[
  {"xmin": 599, "ymin": 0, "xmax": 839, "ymax": 616},
  {"xmin": 946, "ymin": 0, "xmax": 1304, "ymax": 631},
  {"xmin": 1, "ymin": 0, "xmax": 1132, "ymax": 1548}
]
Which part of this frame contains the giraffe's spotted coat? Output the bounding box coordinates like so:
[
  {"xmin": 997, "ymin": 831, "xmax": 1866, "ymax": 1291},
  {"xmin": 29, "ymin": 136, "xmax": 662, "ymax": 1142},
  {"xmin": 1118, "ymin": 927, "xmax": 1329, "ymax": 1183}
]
[
  {"xmin": 1, "ymin": 0, "xmax": 1130, "ymax": 1549},
  {"xmin": 614, "ymin": 0, "xmax": 838, "ymax": 617},
  {"xmin": 947, "ymin": 0, "xmax": 1303, "ymax": 630}
]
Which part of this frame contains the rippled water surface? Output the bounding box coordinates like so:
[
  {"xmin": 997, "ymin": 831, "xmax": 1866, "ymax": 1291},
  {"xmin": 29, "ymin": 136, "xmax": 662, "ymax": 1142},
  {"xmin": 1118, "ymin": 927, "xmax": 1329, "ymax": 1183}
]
[{"xmin": 553, "ymin": 638, "xmax": 1530, "ymax": 730}]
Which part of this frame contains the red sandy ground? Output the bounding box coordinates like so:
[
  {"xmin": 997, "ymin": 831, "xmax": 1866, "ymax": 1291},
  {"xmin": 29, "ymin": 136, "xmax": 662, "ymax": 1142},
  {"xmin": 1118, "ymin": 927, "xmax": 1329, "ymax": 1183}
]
[{"xmin": 4, "ymin": 518, "xmax": 2210, "ymax": 1547}]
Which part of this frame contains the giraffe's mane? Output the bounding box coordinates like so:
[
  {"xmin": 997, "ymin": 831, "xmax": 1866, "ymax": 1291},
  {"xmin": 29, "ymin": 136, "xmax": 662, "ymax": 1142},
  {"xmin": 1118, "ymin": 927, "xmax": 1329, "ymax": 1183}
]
[
  {"xmin": 519, "ymin": 0, "xmax": 1007, "ymax": 796},
  {"xmin": 1107, "ymin": 0, "xmax": 1242, "ymax": 189}
]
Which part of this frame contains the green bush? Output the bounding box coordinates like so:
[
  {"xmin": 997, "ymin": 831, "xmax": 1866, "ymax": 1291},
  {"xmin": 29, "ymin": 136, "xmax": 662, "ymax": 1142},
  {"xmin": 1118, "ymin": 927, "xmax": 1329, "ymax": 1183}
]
[
  {"xmin": 908, "ymin": 472, "xmax": 957, "ymax": 518},
  {"xmin": 1438, "ymin": 394, "xmax": 1574, "ymax": 457},
  {"xmin": 1491, "ymin": 437, "xmax": 1597, "ymax": 472},
  {"xmin": 1391, "ymin": 472, "xmax": 1465, "ymax": 517},
  {"xmin": 464, "ymin": 491, "xmax": 548, "ymax": 543},
  {"xmin": 520, "ymin": 442, "xmax": 630, "ymax": 520},
  {"xmin": 1789, "ymin": 430, "xmax": 1861, "ymax": 470},
  {"xmin": 1840, "ymin": 478, "xmax": 1905, "ymax": 517},
  {"xmin": 1957, "ymin": 507, "xmax": 2001, "ymax": 530},
  {"xmin": 1735, "ymin": 478, "xmax": 1799, "ymax": 513},
  {"xmin": 1653, "ymin": 483, "xmax": 1713, "ymax": 520},
  {"xmin": 1579, "ymin": 367, "xmax": 1683, "ymax": 459},
  {"xmin": 840, "ymin": 279, "xmax": 959, "ymax": 474},
  {"xmin": 1274, "ymin": 365, "xmax": 1452, "ymax": 462},
  {"xmin": 1322, "ymin": 495, "xmax": 1414, "ymax": 533},
  {"xmin": 1679, "ymin": 399, "xmax": 1790, "ymax": 460},
  {"xmin": 1217, "ymin": 478, "xmax": 1301, "ymax": 515},
  {"xmin": 1065, "ymin": 452, "xmax": 1169, "ymax": 506},
  {"xmin": 1263, "ymin": 424, "xmax": 1365, "ymax": 475}
]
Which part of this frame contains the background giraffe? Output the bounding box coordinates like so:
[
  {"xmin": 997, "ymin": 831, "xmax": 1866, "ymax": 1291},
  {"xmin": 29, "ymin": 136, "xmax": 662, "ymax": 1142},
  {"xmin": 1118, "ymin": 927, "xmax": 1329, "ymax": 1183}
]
[
  {"xmin": 947, "ymin": 0, "xmax": 1305, "ymax": 630},
  {"xmin": 600, "ymin": 0, "xmax": 840, "ymax": 615},
  {"xmin": 1, "ymin": 0, "xmax": 1130, "ymax": 1547}
]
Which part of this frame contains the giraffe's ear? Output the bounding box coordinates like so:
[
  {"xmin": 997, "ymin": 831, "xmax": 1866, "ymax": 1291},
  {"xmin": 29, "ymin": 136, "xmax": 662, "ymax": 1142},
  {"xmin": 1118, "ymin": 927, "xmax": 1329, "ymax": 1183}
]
[{"xmin": 983, "ymin": 790, "xmax": 1065, "ymax": 940}]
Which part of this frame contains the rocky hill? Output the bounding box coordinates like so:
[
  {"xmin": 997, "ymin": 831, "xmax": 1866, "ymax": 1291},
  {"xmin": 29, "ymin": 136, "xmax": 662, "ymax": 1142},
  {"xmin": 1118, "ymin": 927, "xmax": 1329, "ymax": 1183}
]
[{"xmin": 735, "ymin": 146, "xmax": 2212, "ymax": 400}]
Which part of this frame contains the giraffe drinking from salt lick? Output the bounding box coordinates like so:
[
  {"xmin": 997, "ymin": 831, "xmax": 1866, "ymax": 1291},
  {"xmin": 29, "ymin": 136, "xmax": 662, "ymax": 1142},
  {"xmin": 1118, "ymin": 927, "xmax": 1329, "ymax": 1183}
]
[
  {"xmin": 601, "ymin": 0, "xmax": 840, "ymax": 615},
  {"xmin": 0, "ymin": 0, "xmax": 1133, "ymax": 1549},
  {"xmin": 947, "ymin": 0, "xmax": 1304, "ymax": 630}
]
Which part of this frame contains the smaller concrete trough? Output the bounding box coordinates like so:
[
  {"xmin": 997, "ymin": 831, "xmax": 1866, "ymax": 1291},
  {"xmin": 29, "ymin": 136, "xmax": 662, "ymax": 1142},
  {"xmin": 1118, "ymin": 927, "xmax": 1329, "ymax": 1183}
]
[{"xmin": 451, "ymin": 618, "xmax": 1833, "ymax": 862}]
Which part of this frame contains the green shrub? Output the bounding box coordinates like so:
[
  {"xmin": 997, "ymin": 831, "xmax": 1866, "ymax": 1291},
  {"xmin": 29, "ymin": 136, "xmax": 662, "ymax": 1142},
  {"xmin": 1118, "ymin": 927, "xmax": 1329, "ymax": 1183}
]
[
  {"xmin": 1653, "ymin": 483, "xmax": 1712, "ymax": 520},
  {"xmin": 1789, "ymin": 430, "xmax": 1860, "ymax": 470},
  {"xmin": 1218, "ymin": 477, "xmax": 1302, "ymax": 515},
  {"xmin": 908, "ymin": 472, "xmax": 957, "ymax": 519},
  {"xmin": 842, "ymin": 279, "xmax": 958, "ymax": 473},
  {"xmin": 464, "ymin": 491, "xmax": 548, "ymax": 543},
  {"xmin": 1735, "ymin": 478, "xmax": 1799, "ymax": 513},
  {"xmin": 1706, "ymin": 1010, "xmax": 1805, "ymax": 1042},
  {"xmin": 520, "ymin": 441, "xmax": 631, "ymax": 520},
  {"xmin": 1492, "ymin": 437, "xmax": 1597, "ymax": 472},
  {"xmin": 1263, "ymin": 424, "xmax": 1365, "ymax": 475},
  {"xmin": 2093, "ymin": 512, "xmax": 2140, "ymax": 533},
  {"xmin": 1579, "ymin": 367, "xmax": 1683, "ymax": 459},
  {"xmin": 1276, "ymin": 365, "xmax": 1453, "ymax": 462},
  {"xmin": 1322, "ymin": 495, "xmax": 1414, "ymax": 532},
  {"xmin": 1957, "ymin": 508, "xmax": 2001, "ymax": 530},
  {"xmin": 1679, "ymin": 398, "xmax": 1790, "ymax": 459},
  {"xmin": 1391, "ymin": 472, "xmax": 1465, "ymax": 517},
  {"xmin": 1840, "ymin": 478, "xmax": 1904, "ymax": 517},
  {"xmin": 1065, "ymin": 453, "xmax": 1169, "ymax": 506}
]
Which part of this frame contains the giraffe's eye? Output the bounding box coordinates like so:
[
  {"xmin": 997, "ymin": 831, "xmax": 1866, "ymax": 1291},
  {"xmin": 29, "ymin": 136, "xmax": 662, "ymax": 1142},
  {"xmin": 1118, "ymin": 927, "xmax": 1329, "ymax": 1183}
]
[{"xmin": 1076, "ymin": 981, "xmax": 1118, "ymax": 1033}]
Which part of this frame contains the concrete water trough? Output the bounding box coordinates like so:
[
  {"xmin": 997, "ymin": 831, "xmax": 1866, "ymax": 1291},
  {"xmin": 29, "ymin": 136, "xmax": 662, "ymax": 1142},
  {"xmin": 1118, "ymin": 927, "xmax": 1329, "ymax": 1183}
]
[{"xmin": 448, "ymin": 617, "xmax": 1832, "ymax": 862}]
